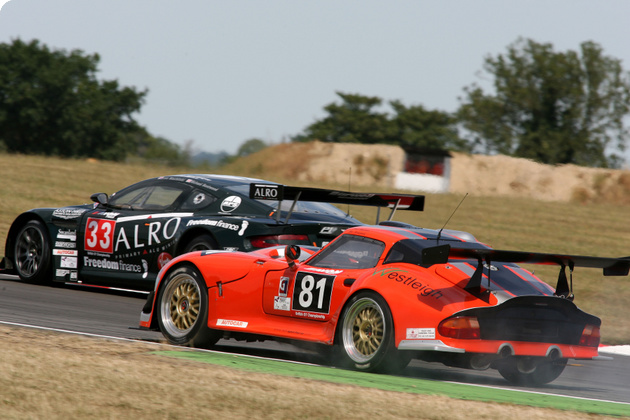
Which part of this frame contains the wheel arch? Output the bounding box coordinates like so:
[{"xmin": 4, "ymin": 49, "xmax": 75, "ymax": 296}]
[
  {"xmin": 148, "ymin": 260, "xmax": 208, "ymax": 330},
  {"xmin": 334, "ymin": 284, "xmax": 423, "ymax": 351},
  {"xmin": 4, "ymin": 213, "xmax": 50, "ymax": 262},
  {"xmin": 331, "ymin": 287, "xmax": 412, "ymax": 372},
  {"xmin": 175, "ymin": 227, "xmax": 219, "ymax": 255},
  {"xmin": 333, "ymin": 287, "xmax": 387, "ymax": 344},
  {"xmin": 153, "ymin": 261, "xmax": 220, "ymax": 347}
]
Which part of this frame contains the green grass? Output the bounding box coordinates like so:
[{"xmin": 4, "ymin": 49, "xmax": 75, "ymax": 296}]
[
  {"xmin": 1, "ymin": 152, "xmax": 629, "ymax": 343},
  {"xmin": 160, "ymin": 349, "xmax": 630, "ymax": 417}
]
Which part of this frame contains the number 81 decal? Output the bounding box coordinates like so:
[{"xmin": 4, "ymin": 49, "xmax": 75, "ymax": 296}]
[{"xmin": 292, "ymin": 272, "xmax": 335, "ymax": 314}]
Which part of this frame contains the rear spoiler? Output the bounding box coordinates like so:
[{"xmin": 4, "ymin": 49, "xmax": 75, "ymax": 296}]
[
  {"xmin": 440, "ymin": 245, "xmax": 630, "ymax": 300},
  {"xmin": 249, "ymin": 183, "xmax": 425, "ymax": 223}
]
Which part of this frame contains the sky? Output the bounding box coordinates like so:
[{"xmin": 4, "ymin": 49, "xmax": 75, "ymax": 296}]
[{"xmin": 1, "ymin": 0, "xmax": 629, "ymax": 155}]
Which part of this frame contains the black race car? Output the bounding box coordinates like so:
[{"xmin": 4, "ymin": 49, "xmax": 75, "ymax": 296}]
[{"xmin": 1, "ymin": 174, "xmax": 424, "ymax": 291}]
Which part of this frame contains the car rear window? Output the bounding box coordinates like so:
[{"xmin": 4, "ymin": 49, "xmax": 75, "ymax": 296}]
[{"xmin": 224, "ymin": 184, "xmax": 351, "ymax": 217}]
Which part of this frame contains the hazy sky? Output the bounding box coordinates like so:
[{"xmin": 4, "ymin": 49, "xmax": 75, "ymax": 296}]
[{"xmin": 1, "ymin": 1, "xmax": 629, "ymax": 155}]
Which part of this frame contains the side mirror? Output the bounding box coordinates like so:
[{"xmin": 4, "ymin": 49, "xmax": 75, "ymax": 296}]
[
  {"xmin": 90, "ymin": 192, "xmax": 109, "ymax": 206},
  {"xmin": 285, "ymin": 245, "xmax": 301, "ymax": 267}
]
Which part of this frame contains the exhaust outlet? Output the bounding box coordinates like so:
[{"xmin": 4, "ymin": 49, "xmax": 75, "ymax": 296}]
[
  {"xmin": 498, "ymin": 344, "xmax": 513, "ymax": 358},
  {"xmin": 469, "ymin": 354, "xmax": 493, "ymax": 370}
]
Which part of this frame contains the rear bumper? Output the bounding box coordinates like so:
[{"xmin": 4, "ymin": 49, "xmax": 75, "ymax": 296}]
[{"xmin": 399, "ymin": 338, "xmax": 600, "ymax": 360}]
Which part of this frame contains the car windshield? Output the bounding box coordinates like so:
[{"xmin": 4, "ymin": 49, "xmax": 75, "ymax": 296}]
[{"xmin": 308, "ymin": 234, "xmax": 385, "ymax": 269}]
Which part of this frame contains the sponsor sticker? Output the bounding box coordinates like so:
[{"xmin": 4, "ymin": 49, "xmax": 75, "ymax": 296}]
[
  {"xmin": 278, "ymin": 277, "xmax": 290, "ymax": 297},
  {"xmin": 157, "ymin": 252, "xmax": 172, "ymax": 269},
  {"xmin": 52, "ymin": 207, "xmax": 87, "ymax": 220},
  {"xmin": 53, "ymin": 249, "xmax": 78, "ymax": 256},
  {"xmin": 193, "ymin": 193, "xmax": 205, "ymax": 205},
  {"xmin": 85, "ymin": 216, "xmax": 182, "ymax": 254},
  {"xmin": 238, "ymin": 220, "xmax": 249, "ymax": 236},
  {"xmin": 385, "ymin": 270, "xmax": 444, "ymax": 300},
  {"xmin": 216, "ymin": 319, "xmax": 248, "ymax": 328},
  {"xmin": 406, "ymin": 328, "xmax": 436, "ymax": 339},
  {"xmin": 55, "ymin": 270, "xmax": 78, "ymax": 280},
  {"xmin": 60, "ymin": 256, "xmax": 78, "ymax": 269},
  {"xmin": 83, "ymin": 256, "xmax": 143, "ymax": 273},
  {"xmin": 293, "ymin": 311, "xmax": 326, "ymax": 320},
  {"xmin": 274, "ymin": 296, "xmax": 291, "ymax": 311},
  {"xmin": 319, "ymin": 226, "xmax": 339, "ymax": 235},
  {"xmin": 55, "ymin": 241, "xmax": 76, "ymax": 249},
  {"xmin": 250, "ymin": 183, "xmax": 283, "ymax": 200},
  {"xmin": 186, "ymin": 219, "xmax": 240, "ymax": 232},
  {"xmin": 220, "ymin": 196, "xmax": 242, "ymax": 213},
  {"xmin": 57, "ymin": 229, "xmax": 77, "ymax": 241}
]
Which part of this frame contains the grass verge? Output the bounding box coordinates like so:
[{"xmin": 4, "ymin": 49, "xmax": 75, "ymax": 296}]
[{"xmin": 0, "ymin": 325, "xmax": 626, "ymax": 419}]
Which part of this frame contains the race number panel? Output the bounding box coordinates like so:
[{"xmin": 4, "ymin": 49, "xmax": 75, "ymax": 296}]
[
  {"xmin": 291, "ymin": 272, "xmax": 335, "ymax": 314},
  {"xmin": 84, "ymin": 218, "xmax": 116, "ymax": 253}
]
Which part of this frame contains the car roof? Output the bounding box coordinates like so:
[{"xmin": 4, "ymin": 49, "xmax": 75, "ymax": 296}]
[
  {"xmin": 161, "ymin": 174, "xmax": 274, "ymax": 188},
  {"xmin": 343, "ymin": 225, "xmax": 481, "ymax": 245}
]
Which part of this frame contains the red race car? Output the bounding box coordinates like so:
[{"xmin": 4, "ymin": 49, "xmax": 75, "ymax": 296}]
[{"xmin": 139, "ymin": 187, "xmax": 630, "ymax": 385}]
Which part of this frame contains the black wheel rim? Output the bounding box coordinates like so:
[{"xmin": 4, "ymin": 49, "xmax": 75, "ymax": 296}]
[{"xmin": 15, "ymin": 226, "xmax": 45, "ymax": 277}]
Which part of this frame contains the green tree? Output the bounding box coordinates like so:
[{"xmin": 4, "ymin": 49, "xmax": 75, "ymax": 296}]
[
  {"xmin": 0, "ymin": 39, "xmax": 147, "ymax": 161},
  {"xmin": 237, "ymin": 138, "xmax": 267, "ymax": 157},
  {"xmin": 135, "ymin": 131, "xmax": 190, "ymax": 166},
  {"xmin": 458, "ymin": 38, "xmax": 630, "ymax": 167},
  {"xmin": 292, "ymin": 92, "xmax": 392, "ymax": 144},
  {"xmin": 293, "ymin": 91, "xmax": 466, "ymax": 151},
  {"xmin": 389, "ymin": 100, "xmax": 469, "ymax": 151}
]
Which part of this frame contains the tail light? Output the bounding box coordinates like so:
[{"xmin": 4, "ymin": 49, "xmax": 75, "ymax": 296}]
[
  {"xmin": 438, "ymin": 316, "xmax": 481, "ymax": 339},
  {"xmin": 249, "ymin": 234, "xmax": 310, "ymax": 249},
  {"xmin": 579, "ymin": 324, "xmax": 600, "ymax": 347}
]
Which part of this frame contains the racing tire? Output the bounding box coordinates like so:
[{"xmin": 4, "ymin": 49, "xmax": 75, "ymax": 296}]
[
  {"xmin": 334, "ymin": 291, "xmax": 410, "ymax": 373},
  {"xmin": 156, "ymin": 265, "xmax": 220, "ymax": 348},
  {"xmin": 182, "ymin": 234, "xmax": 217, "ymax": 253},
  {"xmin": 497, "ymin": 357, "xmax": 568, "ymax": 386},
  {"xmin": 13, "ymin": 220, "xmax": 52, "ymax": 284}
]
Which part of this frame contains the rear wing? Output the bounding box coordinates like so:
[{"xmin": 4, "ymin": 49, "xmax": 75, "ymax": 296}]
[
  {"xmin": 443, "ymin": 245, "xmax": 630, "ymax": 300},
  {"xmin": 249, "ymin": 183, "xmax": 425, "ymax": 223}
]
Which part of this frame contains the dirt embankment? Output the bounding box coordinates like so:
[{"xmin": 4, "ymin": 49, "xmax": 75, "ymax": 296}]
[
  {"xmin": 448, "ymin": 152, "xmax": 630, "ymax": 203},
  {"xmin": 229, "ymin": 142, "xmax": 630, "ymax": 204}
]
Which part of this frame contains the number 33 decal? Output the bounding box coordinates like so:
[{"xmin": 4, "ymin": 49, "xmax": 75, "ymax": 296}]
[
  {"xmin": 292, "ymin": 272, "xmax": 335, "ymax": 313},
  {"xmin": 85, "ymin": 218, "xmax": 116, "ymax": 253}
]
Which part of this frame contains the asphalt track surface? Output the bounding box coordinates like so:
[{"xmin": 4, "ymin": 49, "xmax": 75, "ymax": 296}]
[{"xmin": 1, "ymin": 274, "xmax": 629, "ymax": 406}]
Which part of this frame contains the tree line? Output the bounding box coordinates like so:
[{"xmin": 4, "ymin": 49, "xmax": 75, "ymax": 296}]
[
  {"xmin": 0, "ymin": 39, "xmax": 188, "ymax": 165},
  {"xmin": 2, "ymin": 38, "xmax": 629, "ymax": 168}
]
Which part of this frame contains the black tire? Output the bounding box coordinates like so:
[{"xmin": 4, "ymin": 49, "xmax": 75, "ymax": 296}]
[
  {"xmin": 334, "ymin": 291, "xmax": 410, "ymax": 373},
  {"xmin": 13, "ymin": 220, "xmax": 52, "ymax": 284},
  {"xmin": 156, "ymin": 265, "xmax": 220, "ymax": 347},
  {"xmin": 497, "ymin": 357, "xmax": 567, "ymax": 386},
  {"xmin": 182, "ymin": 234, "xmax": 217, "ymax": 254}
]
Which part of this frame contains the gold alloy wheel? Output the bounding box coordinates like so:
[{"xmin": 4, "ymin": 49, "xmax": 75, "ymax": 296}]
[
  {"xmin": 160, "ymin": 272, "xmax": 202, "ymax": 338},
  {"xmin": 342, "ymin": 297, "xmax": 386, "ymax": 364}
]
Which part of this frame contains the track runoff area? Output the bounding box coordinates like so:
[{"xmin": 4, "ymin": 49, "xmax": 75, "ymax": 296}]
[{"xmin": 1, "ymin": 319, "xmax": 629, "ymax": 417}]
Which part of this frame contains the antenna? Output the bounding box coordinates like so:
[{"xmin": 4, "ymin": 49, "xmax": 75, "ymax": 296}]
[{"xmin": 437, "ymin": 193, "xmax": 468, "ymax": 243}]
